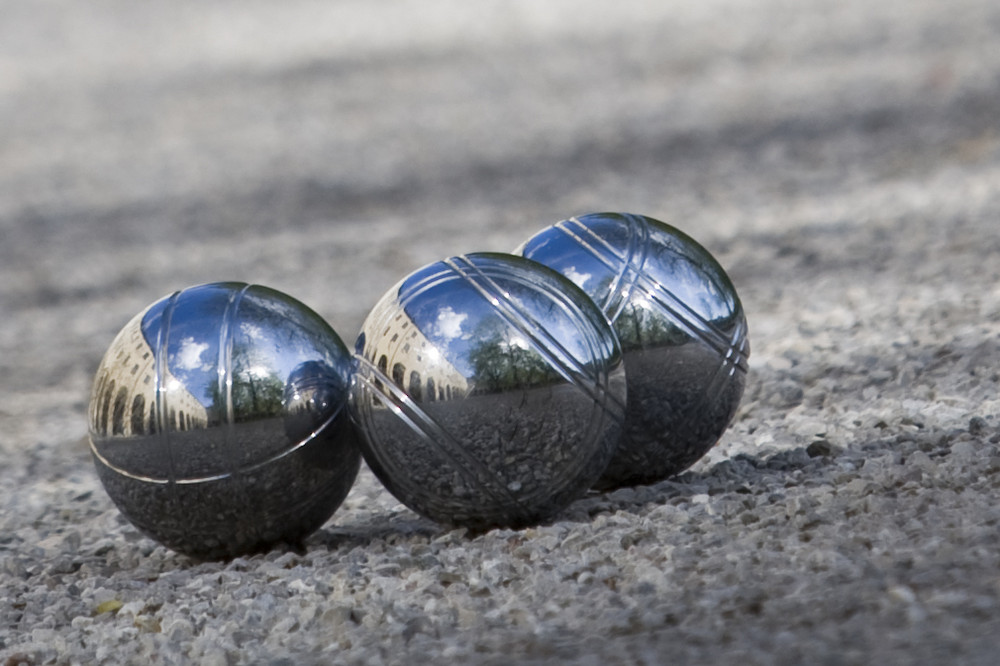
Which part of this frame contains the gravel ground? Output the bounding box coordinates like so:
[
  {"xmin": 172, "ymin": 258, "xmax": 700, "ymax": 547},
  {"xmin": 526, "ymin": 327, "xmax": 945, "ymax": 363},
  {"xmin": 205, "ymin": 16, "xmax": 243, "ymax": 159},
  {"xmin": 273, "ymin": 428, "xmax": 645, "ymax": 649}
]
[{"xmin": 2, "ymin": 1, "xmax": 1000, "ymax": 663}]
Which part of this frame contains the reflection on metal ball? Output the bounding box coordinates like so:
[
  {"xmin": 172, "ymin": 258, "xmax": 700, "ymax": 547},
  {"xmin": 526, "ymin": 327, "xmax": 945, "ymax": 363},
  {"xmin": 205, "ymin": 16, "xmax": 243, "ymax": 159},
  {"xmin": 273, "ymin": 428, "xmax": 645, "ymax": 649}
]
[
  {"xmin": 351, "ymin": 253, "xmax": 627, "ymax": 530},
  {"xmin": 88, "ymin": 282, "xmax": 361, "ymax": 559},
  {"xmin": 517, "ymin": 213, "xmax": 749, "ymax": 490}
]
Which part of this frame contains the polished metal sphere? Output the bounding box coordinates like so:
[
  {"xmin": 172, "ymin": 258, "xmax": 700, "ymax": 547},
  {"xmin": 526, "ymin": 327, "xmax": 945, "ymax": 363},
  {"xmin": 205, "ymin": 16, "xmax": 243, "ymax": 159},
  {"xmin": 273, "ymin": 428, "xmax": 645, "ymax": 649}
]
[
  {"xmin": 88, "ymin": 282, "xmax": 361, "ymax": 559},
  {"xmin": 351, "ymin": 253, "xmax": 627, "ymax": 530},
  {"xmin": 517, "ymin": 213, "xmax": 749, "ymax": 490}
]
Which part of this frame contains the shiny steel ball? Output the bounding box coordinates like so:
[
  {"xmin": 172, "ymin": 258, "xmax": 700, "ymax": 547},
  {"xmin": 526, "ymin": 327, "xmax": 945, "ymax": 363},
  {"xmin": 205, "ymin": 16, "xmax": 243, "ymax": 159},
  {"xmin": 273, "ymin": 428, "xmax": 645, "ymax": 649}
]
[
  {"xmin": 88, "ymin": 282, "xmax": 361, "ymax": 559},
  {"xmin": 351, "ymin": 252, "xmax": 627, "ymax": 530},
  {"xmin": 517, "ymin": 213, "xmax": 749, "ymax": 490}
]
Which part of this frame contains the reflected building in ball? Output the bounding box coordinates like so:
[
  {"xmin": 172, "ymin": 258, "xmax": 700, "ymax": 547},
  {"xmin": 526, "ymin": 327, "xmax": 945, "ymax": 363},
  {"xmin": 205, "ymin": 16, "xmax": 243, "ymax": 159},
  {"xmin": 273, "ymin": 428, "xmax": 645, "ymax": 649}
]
[
  {"xmin": 89, "ymin": 314, "xmax": 208, "ymax": 439},
  {"xmin": 363, "ymin": 309, "xmax": 469, "ymax": 402}
]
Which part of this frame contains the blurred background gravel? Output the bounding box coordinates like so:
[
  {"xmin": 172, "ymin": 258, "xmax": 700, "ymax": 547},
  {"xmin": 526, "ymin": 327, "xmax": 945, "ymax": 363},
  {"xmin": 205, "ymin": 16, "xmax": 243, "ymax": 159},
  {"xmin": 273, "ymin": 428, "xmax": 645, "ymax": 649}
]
[{"xmin": 1, "ymin": 1, "xmax": 999, "ymax": 663}]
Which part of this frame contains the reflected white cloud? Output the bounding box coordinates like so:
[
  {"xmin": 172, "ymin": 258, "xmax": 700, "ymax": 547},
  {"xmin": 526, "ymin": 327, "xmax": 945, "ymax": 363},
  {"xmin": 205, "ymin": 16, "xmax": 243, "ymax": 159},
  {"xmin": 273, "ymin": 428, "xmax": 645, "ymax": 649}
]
[
  {"xmin": 176, "ymin": 337, "xmax": 210, "ymax": 371},
  {"xmin": 505, "ymin": 335, "xmax": 531, "ymax": 351},
  {"xmin": 240, "ymin": 322, "xmax": 264, "ymax": 340},
  {"xmin": 564, "ymin": 266, "xmax": 592, "ymax": 288},
  {"xmin": 434, "ymin": 306, "xmax": 469, "ymax": 341}
]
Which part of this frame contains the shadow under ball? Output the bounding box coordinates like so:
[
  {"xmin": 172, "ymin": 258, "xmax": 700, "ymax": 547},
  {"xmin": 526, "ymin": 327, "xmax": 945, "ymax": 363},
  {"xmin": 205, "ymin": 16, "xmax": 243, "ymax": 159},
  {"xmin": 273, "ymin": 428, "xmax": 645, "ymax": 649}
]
[
  {"xmin": 351, "ymin": 253, "xmax": 627, "ymax": 530},
  {"xmin": 517, "ymin": 213, "xmax": 749, "ymax": 490},
  {"xmin": 88, "ymin": 282, "xmax": 361, "ymax": 559}
]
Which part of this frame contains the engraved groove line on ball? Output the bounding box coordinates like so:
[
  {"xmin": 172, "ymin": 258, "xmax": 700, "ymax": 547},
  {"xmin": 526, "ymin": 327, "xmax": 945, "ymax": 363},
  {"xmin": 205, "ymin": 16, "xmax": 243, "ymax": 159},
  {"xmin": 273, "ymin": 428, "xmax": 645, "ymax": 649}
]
[
  {"xmin": 445, "ymin": 254, "xmax": 619, "ymax": 411},
  {"xmin": 451, "ymin": 254, "xmax": 627, "ymax": 425},
  {"xmin": 444, "ymin": 255, "xmax": 626, "ymax": 423},
  {"xmin": 694, "ymin": 317, "xmax": 747, "ymax": 425},
  {"xmin": 394, "ymin": 267, "xmax": 457, "ymax": 311},
  {"xmin": 155, "ymin": 290, "xmax": 182, "ymax": 486},
  {"xmin": 89, "ymin": 444, "xmax": 169, "ymax": 485},
  {"xmin": 395, "ymin": 257, "xmax": 622, "ymax": 416},
  {"xmin": 218, "ymin": 284, "xmax": 251, "ymax": 483},
  {"xmin": 634, "ymin": 272, "xmax": 748, "ymax": 373},
  {"xmin": 89, "ymin": 401, "xmax": 350, "ymax": 484},
  {"xmin": 663, "ymin": 315, "xmax": 749, "ymax": 455},
  {"xmin": 354, "ymin": 354, "xmax": 525, "ymax": 510},
  {"xmin": 617, "ymin": 213, "xmax": 654, "ymax": 325},
  {"xmin": 558, "ymin": 214, "xmax": 653, "ymax": 325},
  {"xmin": 552, "ymin": 216, "xmax": 747, "ymax": 372},
  {"xmin": 443, "ymin": 255, "xmax": 627, "ymax": 488}
]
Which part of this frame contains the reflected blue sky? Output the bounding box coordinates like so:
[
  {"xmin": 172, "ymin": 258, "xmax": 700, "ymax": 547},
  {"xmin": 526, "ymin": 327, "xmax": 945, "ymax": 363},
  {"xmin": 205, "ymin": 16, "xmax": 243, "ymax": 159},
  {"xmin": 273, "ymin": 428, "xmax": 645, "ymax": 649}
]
[
  {"xmin": 394, "ymin": 255, "xmax": 615, "ymax": 382},
  {"xmin": 519, "ymin": 213, "xmax": 739, "ymax": 329},
  {"xmin": 140, "ymin": 284, "xmax": 342, "ymax": 413},
  {"xmin": 398, "ymin": 273, "xmax": 491, "ymax": 377}
]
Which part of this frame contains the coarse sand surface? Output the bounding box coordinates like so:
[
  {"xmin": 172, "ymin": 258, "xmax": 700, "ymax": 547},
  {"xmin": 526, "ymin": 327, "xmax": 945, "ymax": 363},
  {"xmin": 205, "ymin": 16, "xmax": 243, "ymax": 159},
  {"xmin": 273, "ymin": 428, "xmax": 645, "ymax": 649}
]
[{"xmin": 1, "ymin": 1, "xmax": 999, "ymax": 663}]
